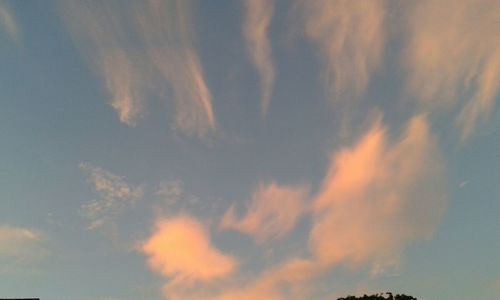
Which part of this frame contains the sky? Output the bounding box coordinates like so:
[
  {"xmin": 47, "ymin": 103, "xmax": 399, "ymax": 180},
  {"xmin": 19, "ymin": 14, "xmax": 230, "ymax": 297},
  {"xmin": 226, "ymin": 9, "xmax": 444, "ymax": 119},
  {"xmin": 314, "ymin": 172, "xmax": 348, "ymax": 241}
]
[{"xmin": 0, "ymin": 0, "xmax": 499, "ymax": 299}]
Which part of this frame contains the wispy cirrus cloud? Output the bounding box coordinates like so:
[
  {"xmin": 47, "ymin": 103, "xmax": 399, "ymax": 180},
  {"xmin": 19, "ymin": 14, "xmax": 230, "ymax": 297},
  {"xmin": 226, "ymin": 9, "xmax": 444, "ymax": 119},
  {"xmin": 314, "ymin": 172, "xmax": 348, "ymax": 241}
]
[
  {"xmin": 60, "ymin": 0, "xmax": 216, "ymax": 137},
  {"xmin": 295, "ymin": 0, "xmax": 385, "ymax": 102},
  {"xmin": 404, "ymin": 0, "xmax": 500, "ymax": 140},
  {"xmin": 141, "ymin": 215, "xmax": 237, "ymax": 299},
  {"xmin": 0, "ymin": 1, "xmax": 18, "ymax": 41},
  {"xmin": 0, "ymin": 225, "xmax": 48, "ymax": 266},
  {"xmin": 100, "ymin": 49, "xmax": 146, "ymax": 126},
  {"xmin": 243, "ymin": 0, "xmax": 275, "ymax": 115},
  {"xmin": 220, "ymin": 182, "xmax": 308, "ymax": 243},
  {"xmin": 79, "ymin": 162, "xmax": 143, "ymax": 230},
  {"xmin": 134, "ymin": 0, "xmax": 215, "ymax": 137}
]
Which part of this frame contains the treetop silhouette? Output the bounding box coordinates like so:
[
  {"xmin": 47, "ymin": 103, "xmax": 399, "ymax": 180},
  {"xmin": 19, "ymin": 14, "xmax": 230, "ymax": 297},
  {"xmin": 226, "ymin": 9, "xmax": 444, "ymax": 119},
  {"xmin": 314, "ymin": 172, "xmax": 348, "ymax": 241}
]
[{"xmin": 337, "ymin": 292, "xmax": 417, "ymax": 300}]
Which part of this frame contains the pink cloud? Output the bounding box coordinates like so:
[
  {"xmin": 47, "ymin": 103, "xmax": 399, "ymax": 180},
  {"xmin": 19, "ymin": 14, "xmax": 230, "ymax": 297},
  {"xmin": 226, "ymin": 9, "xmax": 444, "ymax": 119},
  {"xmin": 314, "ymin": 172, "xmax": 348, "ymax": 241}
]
[
  {"xmin": 243, "ymin": 0, "xmax": 275, "ymax": 115},
  {"xmin": 220, "ymin": 182, "xmax": 308, "ymax": 242},
  {"xmin": 0, "ymin": 225, "xmax": 48, "ymax": 266},
  {"xmin": 404, "ymin": 0, "xmax": 500, "ymax": 140},
  {"xmin": 310, "ymin": 115, "xmax": 446, "ymax": 268},
  {"xmin": 141, "ymin": 216, "xmax": 237, "ymax": 284},
  {"xmin": 208, "ymin": 115, "xmax": 447, "ymax": 299},
  {"xmin": 295, "ymin": 0, "xmax": 385, "ymax": 102}
]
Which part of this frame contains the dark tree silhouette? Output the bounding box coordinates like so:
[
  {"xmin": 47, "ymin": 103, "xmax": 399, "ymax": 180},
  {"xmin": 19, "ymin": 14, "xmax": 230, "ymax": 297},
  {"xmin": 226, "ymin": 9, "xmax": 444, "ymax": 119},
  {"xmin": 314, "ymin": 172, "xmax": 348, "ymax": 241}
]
[{"xmin": 337, "ymin": 292, "xmax": 417, "ymax": 300}]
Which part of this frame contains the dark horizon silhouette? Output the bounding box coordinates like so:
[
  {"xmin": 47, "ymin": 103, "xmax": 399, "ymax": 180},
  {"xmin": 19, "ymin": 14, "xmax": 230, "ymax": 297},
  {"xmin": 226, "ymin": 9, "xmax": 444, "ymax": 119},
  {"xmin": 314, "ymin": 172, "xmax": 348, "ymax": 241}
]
[{"xmin": 337, "ymin": 293, "xmax": 417, "ymax": 300}]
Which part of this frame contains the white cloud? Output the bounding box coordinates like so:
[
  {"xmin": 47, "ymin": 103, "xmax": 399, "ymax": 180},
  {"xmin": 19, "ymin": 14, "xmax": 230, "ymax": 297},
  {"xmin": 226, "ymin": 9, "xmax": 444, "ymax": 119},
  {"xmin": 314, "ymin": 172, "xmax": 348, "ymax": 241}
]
[
  {"xmin": 79, "ymin": 162, "xmax": 143, "ymax": 230},
  {"xmin": 243, "ymin": 0, "xmax": 275, "ymax": 115}
]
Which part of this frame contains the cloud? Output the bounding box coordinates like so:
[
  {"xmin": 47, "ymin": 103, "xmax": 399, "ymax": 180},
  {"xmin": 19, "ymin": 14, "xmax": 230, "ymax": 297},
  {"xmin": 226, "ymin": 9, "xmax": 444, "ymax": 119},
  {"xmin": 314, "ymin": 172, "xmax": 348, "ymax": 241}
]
[
  {"xmin": 0, "ymin": 225, "xmax": 47, "ymax": 265},
  {"xmin": 310, "ymin": 115, "xmax": 446, "ymax": 269},
  {"xmin": 134, "ymin": 0, "xmax": 216, "ymax": 137},
  {"xmin": 101, "ymin": 49, "xmax": 145, "ymax": 126},
  {"xmin": 60, "ymin": 0, "xmax": 215, "ymax": 137},
  {"xmin": 209, "ymin": 115, "xmax": 447, "ymax": 299},
  {"xmin": 220, "ymin": 182, "xmax": 308, "ymax": 242},
  {"xmin": 0, "ymin": 1, "xmax": 18, "ymax": 40},
  {"xmin": 79, "ymin": 162, "xmax": 143, "ymax": 230},
  {"xmin": 404, "ymin": 0, "xmax": 500, "ymax": 140},
  {"xmin": 243, "ymin": 0, "xmax": 275, "ymax": 115},
  {"xmin": 141, "ymin": 215, "xmax": 237, "ymax": 299},
  {"xmin": 295, "ymin": 0, "xmax": 385, "ymax": 102},
  {"xmin": 155, "ymin": 180, "xmax": 184, "ymax": 206},
  {"xmin": 207, "ymin": 258, "xmax": 319, "ymax": 300},
  {"xmin": 212, "ymin": 282, "xmax": 284, "ymax": 300}
]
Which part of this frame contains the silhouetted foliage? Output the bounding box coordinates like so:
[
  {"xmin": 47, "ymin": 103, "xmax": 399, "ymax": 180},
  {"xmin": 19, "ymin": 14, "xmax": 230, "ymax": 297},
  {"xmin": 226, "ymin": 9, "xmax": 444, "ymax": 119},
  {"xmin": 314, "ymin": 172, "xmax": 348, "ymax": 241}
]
[{"xmin": 337, "ymin": 292, "xmax": 416, "ymax": 300}]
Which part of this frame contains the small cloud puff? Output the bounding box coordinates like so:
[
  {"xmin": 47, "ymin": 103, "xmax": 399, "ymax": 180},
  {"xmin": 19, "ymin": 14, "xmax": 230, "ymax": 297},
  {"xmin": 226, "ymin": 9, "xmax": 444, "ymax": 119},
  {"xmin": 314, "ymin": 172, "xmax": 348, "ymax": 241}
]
[
  {"xmin": 220, "ymin": 182, "xmax": 308, "ymax": 242},
  {"xmin": 0, "ymin": 225, "xmax": 48, "ymax": 266},
  {"xmin": 141, "ymin": 215, "xmax": 237, "ymax": 299},
  {"xmin": 79, "ymin": 162, "xmax": 143, "ymax": 230}
]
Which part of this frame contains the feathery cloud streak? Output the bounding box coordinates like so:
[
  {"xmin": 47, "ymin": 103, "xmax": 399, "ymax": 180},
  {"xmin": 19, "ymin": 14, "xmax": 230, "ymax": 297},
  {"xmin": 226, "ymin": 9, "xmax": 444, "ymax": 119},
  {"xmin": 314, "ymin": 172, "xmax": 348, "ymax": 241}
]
[
  {"xmin": 296, "ymin": 0, "xmax": 385, "ymax": 102},
  {"xmin": 220, "ymin": 182, "xmax": 308, "ymax": 242},
  {"xmin": 243, "ymin": 0, "xmax": 275, "ymax": 115},
  {"xmin": 405, "ymin": 0, "xmax": 500, "ymax": 140},
  {"xmin": 0, "ymin": 1, "xmax": 18, "ymax": 40},
  {"xmin": 134, "ymin": 0, "xmax": 215, "ymax": 136},
  {"xmin": 61, "ymin": 0, "xmax": 215, "ymax": 136}
]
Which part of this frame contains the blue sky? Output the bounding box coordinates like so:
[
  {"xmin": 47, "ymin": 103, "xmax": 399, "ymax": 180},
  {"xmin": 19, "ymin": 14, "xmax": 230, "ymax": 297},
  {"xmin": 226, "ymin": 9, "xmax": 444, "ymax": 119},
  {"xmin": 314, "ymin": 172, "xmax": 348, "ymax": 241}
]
[{"xmin": 0, "ymin": 1, "xmax": 499, "ymax": 299}]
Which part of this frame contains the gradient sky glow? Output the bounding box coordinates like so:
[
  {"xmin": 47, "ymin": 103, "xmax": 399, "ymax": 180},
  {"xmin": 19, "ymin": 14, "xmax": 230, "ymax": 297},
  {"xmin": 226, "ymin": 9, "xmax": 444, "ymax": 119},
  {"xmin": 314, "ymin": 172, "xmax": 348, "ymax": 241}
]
[{"xmin": 1, "ymin": 1, "xmax": 499, "ymax": 299}]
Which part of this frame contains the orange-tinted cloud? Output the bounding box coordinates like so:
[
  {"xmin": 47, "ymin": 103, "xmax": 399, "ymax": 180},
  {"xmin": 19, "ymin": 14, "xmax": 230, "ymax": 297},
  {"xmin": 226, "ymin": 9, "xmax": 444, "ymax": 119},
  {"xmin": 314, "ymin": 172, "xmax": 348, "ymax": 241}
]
[
  {"xmin": 310, "ymin": 115, "xmax": 446, "ymax": 269},
  {"xmin": 134, "ymin": 0, "xmax": 216, "ymax": 137},
  {"xmin": 212, "ymin": 282, "xmax": 284, "ymax": 300},
  {"xmin": 141, "ymin": 216, "xmax": 237, "ymax": 284},
  {"xmin": 0, "ymin": 225, "xmax": 48, "ymax": 266},
  {"xmin": 101, "ymin": 49, "xmax": 145, "ymax": 126},
  {"xmin": 404, "ymin": 0, "xmax": 500, "ymax": 140},
  {"xmin": 209, "ymin": 115, "xmax": 447, "ymax": 300},
  {"xmin": 220, "ymin": 182, "xmax": 308, "ymax": 242},
  {"xmin": 243, "ymin": 0, "xmax": 275, "ymax": 115},
  {"xmin": 207, "ymin": 258, "xmax": 320, "ymax": 300},
  {"xmin": 296, "ymin": 0, "xmax": 385, "ymax": 102},
  {"xmin": 60, "ymin": 0, "xmax": 215, "ymax": 137}
]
